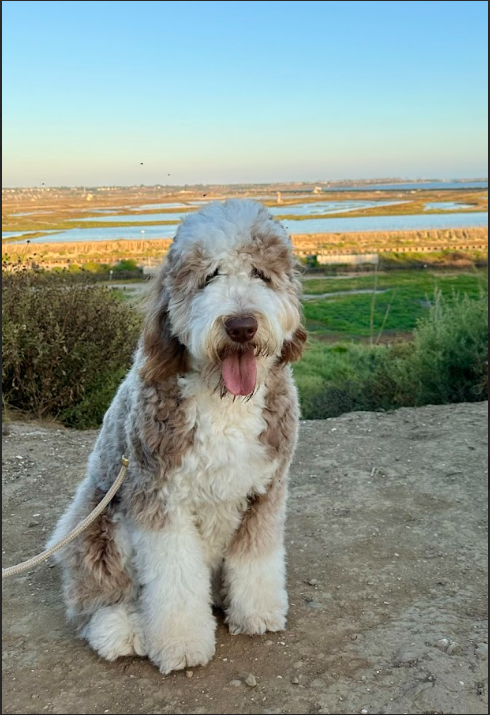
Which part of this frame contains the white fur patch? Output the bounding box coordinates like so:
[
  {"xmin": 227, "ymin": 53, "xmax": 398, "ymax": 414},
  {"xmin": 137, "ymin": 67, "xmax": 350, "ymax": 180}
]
[
  {"xmin": 225, "ymin": 545, "xmax": 288, "ymax": 635},
  {"xmin": 82, "ymin": 605, "xmax": 145, "ymax": 661},
  {"xmin": 132, "ymin": 521, "xmax": 216, "ymax": 674}
]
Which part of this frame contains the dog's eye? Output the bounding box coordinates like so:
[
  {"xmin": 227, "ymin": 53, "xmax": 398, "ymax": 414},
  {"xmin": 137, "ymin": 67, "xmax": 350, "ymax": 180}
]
[
  {"xmin": 202, "ymin": 268, "xmax": 220, "ymax": 288},
  {"xmin": 251, "ymin": 267, "xmax": 272, "ymax": 284}
]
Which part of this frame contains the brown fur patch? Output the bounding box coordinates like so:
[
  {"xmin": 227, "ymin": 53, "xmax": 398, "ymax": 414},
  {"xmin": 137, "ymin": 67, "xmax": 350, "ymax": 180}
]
[
  {"xmin": 280, "ymin": 325, "xmax": 308, "ymax": 364},
  {"xmin": 140, "ymin": 303, "xmax": 189, "ymax": 385},
  {"xmin": 122, "ymin": 378, "xmax": 196, "ymax": 530},
  {"xmin": 139, "ymin": 253, "xmax": 190, "ymax": 385},
  {"xmin": 169, "ymin": 244, "xmax": 214, "ymax": 295},
  {"xmin": 248, "ymin": 228, "xmax": 296, "ymax": 285},
  {"xmin": 82, "ymin": 490, "xmax": 129, "ymax": 587},
  {"xmin": 58, "ymin": 487, "xmax": 134, "ymax": 624}
]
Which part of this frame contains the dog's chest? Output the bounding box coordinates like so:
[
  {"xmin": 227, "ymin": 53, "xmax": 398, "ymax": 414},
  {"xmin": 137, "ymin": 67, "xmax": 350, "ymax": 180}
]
[{"xmin": 170, "ymin": 380, "xmax": 276, "ymax": 506}]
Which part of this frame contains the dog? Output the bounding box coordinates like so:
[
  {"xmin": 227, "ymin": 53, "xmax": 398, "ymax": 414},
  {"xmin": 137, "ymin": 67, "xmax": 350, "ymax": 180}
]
[{"xmin": 48, "ymin": 199, "xmax": 306, "ymax": 674}]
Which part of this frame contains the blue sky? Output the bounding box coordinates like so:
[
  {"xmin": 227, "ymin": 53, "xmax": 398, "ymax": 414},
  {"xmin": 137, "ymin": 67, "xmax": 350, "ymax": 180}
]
[{"xmin": 2, "ymin": 0, "xmax": 488, "ymax": 186}]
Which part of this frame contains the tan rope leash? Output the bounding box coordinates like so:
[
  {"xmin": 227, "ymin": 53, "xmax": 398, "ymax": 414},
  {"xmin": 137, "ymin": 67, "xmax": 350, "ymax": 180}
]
[{"xmin": 2, "ymin": 456, "xmax": 129, "ymax": 580}]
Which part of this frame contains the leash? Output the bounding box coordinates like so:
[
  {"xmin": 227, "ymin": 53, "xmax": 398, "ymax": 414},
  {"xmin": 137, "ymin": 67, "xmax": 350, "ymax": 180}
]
[{"xmin": 2, "ymin": 456, "xmax": 129, "ymax": 580}]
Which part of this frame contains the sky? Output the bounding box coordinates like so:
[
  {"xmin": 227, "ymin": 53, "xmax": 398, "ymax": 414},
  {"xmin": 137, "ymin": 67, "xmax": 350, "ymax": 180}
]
[{"xmin": 2, "ymin": 0, "xmax": 488, "ymax": 187}]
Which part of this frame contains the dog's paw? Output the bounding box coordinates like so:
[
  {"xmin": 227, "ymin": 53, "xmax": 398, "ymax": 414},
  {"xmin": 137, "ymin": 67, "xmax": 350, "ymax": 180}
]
[
  {"xmin": 226, "ymin": 609, "xmax": 287, "ymax": 636},
  {"xmin": 148, "ymin": 635, "xmax": 216, "ymax": 674},
  {"xmin": 226, "ymin": 584, "xmax": 288, "ymax": 635},
  {"xmin": 83, "ymin": 605, "xmax": 146, "ymax": 661},
  {"xmin": 145, "ymin": 614, "xmax": 216, "ymax": 674}
]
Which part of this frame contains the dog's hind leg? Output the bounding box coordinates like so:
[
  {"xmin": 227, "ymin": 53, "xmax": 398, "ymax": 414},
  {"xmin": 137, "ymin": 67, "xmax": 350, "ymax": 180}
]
[{"xmin": 49, "ymin": 477, "xmax": 139, "ymax": 659}]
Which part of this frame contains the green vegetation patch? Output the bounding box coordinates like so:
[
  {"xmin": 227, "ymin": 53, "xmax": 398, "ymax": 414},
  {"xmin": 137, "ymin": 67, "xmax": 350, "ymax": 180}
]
[
  {"xmin": 302, "ymin": 269, "xmax": 487, "ymax": 339},
  {"xmin": 294, "ymin": 292, "xmax": 488, "ymax": 419}
]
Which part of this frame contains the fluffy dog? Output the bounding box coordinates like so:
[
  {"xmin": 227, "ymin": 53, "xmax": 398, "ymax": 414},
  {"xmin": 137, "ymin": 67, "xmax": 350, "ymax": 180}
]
[{"xmin": 48, "ymin": 199, "xmax": 306, "ymax": 674}]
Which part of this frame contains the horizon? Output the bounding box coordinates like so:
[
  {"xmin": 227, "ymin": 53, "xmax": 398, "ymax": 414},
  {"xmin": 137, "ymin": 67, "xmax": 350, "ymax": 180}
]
[
  {"xmin": 2, "ymin": 0, "xmax": 488, "ymax": 186},
  {"xmin": 2, "ymin": 176, "xmax": 488, "ymax": 191}
]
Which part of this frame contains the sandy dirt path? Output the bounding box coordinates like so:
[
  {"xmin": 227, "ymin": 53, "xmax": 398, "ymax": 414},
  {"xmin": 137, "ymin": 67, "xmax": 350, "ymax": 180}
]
[{"xmin": 2, "ymin": 402, "xmax": 488, "ymax": 715}]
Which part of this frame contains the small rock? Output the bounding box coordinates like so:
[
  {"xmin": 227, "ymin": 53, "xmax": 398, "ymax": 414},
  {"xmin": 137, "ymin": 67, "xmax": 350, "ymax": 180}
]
[
  {"xmin": 475, "ymin": 643, "xmax": 488, "ymax": 659},
  {"xmin": 28, "ymin": 520, "xmax": 40, "ymax": 528},
  {"xmin": 186, "ymin": 670, "xmax": 193, "ymax": 678},
  {"xmin": 361, "ymin": 710, "xmax": 369, "ymax": 714},
  {"xmin": 293, "ymin": 661, "xmax": 303, "ymax": 670},
  {"xmin": 434, "ymin": 638, "xmax": 451, "ymax": 652},
  {"xmin": 393, "ymin": 648, "xmax": 419, "ymax": 667},
  {"xmin": 447, "ymin": 641, "xmax": 459, "ymax": 655},
  {"xmin": 265, "ymin": 640, "xmax": 274, "ymax": 646},
  {"xmin": 292, "ymin": 677, "xmax": 300, "ymax": 685},
  {"xmin": 308, "ymin": 579, "xmax": 319, "ymax": 586},
  {"xmin": 245, "ymin": 673, "xmax": 257, "ymax": 687},
  {"xmin": 229, "ymin": 679, "xmax": 242, "ymax": 687}
]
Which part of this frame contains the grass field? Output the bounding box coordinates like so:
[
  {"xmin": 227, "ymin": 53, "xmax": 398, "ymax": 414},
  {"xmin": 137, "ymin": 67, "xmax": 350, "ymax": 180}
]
[
  {"xmin": 291, "ymin": 267, "xmax": 488, "ymax": 416},
  {"xmin": 302, "ymin": 268, "xmax": 487, "ymax": 340}
]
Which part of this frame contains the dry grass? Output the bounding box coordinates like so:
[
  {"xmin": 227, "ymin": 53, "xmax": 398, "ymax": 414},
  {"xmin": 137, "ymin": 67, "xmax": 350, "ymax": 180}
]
[{"xmin": 4, "ymin": 228, "xmax": 487, "ymax": 269}]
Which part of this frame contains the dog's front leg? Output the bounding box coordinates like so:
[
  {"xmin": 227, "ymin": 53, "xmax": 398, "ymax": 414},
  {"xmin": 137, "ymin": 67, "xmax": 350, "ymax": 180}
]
[
  {"xmin": 223, "ymin": 474, "xmax": 289, "ymax": 635},
  {"xmin": 133, "ymin": 512, "xmax": 216, "ymax": 674}
]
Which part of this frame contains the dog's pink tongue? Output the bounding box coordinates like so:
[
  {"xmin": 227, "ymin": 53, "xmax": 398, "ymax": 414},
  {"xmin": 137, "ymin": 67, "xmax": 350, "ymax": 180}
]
[{"xmin": 222, "ymin": 350, "xmax": 257, "ymax": 396}]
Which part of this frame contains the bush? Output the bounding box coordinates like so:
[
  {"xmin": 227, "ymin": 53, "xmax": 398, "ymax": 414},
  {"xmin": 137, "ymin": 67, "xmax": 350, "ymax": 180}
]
[
  {"xmin": 296, "ymin": 343, "xmax": 402, "ymax": 419},
  {"xmin": 392, "ymin": 291, "xmax": 488, "ymax": 406},
  {"xmin": 2, "ymin": 268, "xmax": 142, "ymax": 428},
  {"xmin": 113, "ymin": 258, "xmax": 141, "ymax": 273}
]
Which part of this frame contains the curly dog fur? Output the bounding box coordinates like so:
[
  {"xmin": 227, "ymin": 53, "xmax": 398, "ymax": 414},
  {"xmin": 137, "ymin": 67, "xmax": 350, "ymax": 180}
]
[{"xmin": 48, "ymin": 199, "xmax": 306, "ymax": 673}]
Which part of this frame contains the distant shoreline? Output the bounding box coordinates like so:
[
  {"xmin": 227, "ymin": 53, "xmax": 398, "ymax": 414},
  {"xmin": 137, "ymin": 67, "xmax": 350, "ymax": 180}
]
[{"xmin": 2, "ymin": 178, "xmax": 488, "ymax": 191}]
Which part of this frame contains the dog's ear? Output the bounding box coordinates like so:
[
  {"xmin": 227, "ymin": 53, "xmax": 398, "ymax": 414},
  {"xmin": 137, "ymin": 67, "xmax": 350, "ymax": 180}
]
[
  {"xmin": 279, "ymin": 325, "xmax": 307, "ymax": 364},
  {"xmin": 140, "ymin": 289, "xmax": 189, "ymax": 385}
]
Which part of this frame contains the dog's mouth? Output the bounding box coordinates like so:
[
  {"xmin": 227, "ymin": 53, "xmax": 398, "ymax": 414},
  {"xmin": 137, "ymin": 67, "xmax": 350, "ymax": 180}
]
[{"xmin": 221, "ymin": 347, "xmax": 257, "ymax": 396}]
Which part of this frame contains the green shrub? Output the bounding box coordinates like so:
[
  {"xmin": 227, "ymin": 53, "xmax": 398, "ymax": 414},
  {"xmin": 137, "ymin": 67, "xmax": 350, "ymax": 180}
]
[
  {"xmin": 2, "ymin": 268, "xmax": 141, "ymax": 428},
  {"xmin": 113, "ymin": 258, "xmax": 141, "ymax": 272},
  {"xmin": 59, "ymin": 366, "xmax": 130, "ymax": 429},
  {"xmin": 81, "ymin": 261, "xmax": 110, "ymax": 273},
  {"xmin": 391, "ymin": 291, "xmax": 488, "ymax": 406},
  {"xmin": 293, "ymin": 342, "xmax": 391, "ymax": 418}
]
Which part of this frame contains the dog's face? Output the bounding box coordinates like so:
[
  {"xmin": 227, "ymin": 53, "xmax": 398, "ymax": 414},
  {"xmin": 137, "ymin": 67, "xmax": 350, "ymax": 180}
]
[{"xmin": 141, "ymin": 200, "xmax": 306, "ymax": 395}]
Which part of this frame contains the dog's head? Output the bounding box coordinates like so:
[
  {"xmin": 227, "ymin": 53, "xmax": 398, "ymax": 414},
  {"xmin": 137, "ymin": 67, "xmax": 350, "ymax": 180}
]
[{"xmin": 141, "ymin": 199, "xmax": 306, "ymax": 395}]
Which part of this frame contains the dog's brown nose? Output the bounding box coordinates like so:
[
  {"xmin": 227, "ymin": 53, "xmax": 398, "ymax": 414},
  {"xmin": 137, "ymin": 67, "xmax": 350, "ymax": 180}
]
[{"xmin": 224, "ymin": 316, "xmax": 258, "ymax": 343}]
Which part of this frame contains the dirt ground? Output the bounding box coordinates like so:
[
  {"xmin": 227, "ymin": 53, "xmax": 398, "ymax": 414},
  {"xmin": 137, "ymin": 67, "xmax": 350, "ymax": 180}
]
[{"xmin": 2, "ymin": 402, "xmax": 488, "ymax": 715}]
